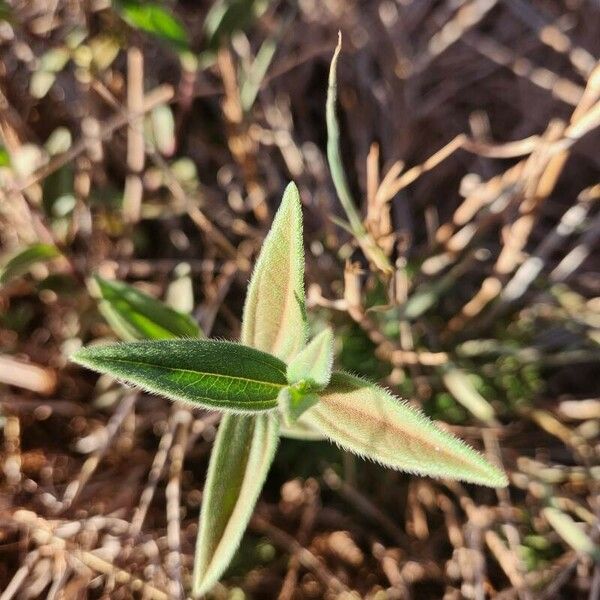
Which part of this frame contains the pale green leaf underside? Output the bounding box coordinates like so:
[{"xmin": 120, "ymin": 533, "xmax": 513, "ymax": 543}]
[
  {"xmin": 241, "ymin": 182, "xmax": 307, "ymax": 362},
  {"xmin": 280, "ymin": 419, "xmax": 326, "ymax": 441},
  {"xmin": 193, "ymin": 413, "xmax": 279, "ymax": 596},
  {"xmin": 303, "ymin": 372, "xmax": 508, "ymax": 487},
  {"xmin": 71, "ymin": 340, "xmax": 287, "ymax": 413},
  {"xmin": 95, "ymin": 275, "xmax": 202, "ymax": 341}
]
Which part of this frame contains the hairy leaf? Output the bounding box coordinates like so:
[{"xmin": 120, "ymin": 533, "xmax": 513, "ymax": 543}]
[
  {"xmin": 71, "ymin": 340, "xmax": 286, "ymax": 413},
  {"xmin": 193, "ymin": 413, "xmax": 279, "ymax": 596},
  {"xmin": 0, "ymin": 243, "xmax": 61, "ymax": 285},
  {"xmin": 95, "ymin": 276, "xmax": 202, "ymax": 341},
  {"xmin": 286, "ymin": 328, "xmax": 334, "ymax": 390},
  {"xmin": 303, "ymin": 372, "xmax": 508, "ymax": 487},
  {"xmin": 241, "ymin": 182, "xmax": 307, "ymax": 361}
]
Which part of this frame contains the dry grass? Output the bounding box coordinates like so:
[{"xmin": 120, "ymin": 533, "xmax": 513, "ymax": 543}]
[{"xmin": 1, "ymin": 1, "xmax": 599, "ymax": 598}]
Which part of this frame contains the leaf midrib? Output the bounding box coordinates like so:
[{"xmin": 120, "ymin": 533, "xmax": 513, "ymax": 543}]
[{"xmin": 82, "ymin": 356, "xmax": 287, "ymax": 391}]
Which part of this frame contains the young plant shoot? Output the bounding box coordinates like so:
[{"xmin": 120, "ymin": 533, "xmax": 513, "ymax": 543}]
[{"xmin": 72, "ymin": 182, "xmax": 507, "ymax": 597}]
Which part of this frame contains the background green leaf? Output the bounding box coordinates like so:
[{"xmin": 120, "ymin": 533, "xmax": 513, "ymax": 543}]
[
  {"xmin": 72, "ymin": 340, "xmax": 287, "ymax": 413},
  {"xmin": 117, "ymin": 0, "xmax": 189, "ymax": 49},
  {"xmin": 95, "ymin": 275, "xmax": 202, "ymax": 341},
  {"xmin": 0, "ymin": 243, "xmax": 61, "ymax": 285},
  {"xmin": 286, "ymin": 327, "xmax": 334, "ymax": 390},
  {"xmin": 303, "ymin": 371, "xmax": 508, "ymax": 487}
]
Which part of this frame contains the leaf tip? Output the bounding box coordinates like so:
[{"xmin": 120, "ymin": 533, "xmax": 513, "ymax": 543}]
[{"xmin": 70, "ymin": 345, "xmax": 95, "ymax": 370}]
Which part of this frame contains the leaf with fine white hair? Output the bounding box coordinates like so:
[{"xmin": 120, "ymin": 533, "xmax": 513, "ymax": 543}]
[
  {"xmin": 193, "ymin": 413, "xmax": 279, "ymax": 596},
  {"xmin": 71, "ymin": 340, "xmax": 287, "ymax": 413},
  {"xmin": 286, "ymin": 327, "xmax": 334, "ymax": 390},
  {"xmin": 241, "ymin": 181, "xmax": 308, "ymax": 360},
  {"xmin": 303, "ymin": 371, "xmax": 508, "ymax": 488}
]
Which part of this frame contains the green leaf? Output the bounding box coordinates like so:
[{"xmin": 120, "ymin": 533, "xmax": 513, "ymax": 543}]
[
  {"xmin": 0, "ymin": 1, "xmax": 12, "ymax": 21},
  {"xmin": 286, "ymin": 327, "xmax": 334, "ymax": 390},
  {"xmin": 71, "ymin": 340, "xmax": 287, "ymax": 413},
  {"xmin": 241, "ymin": 182, "xmax": 308, "ymax": 361},
  {"xmin": 303, "ymin": 372, "xmax": 508, "ymax": 487},
  {"xmin": 326, "ymin": 33, "xmax": 392, "ymax": 274},
  {"xmin": 0, "ymin": 244, "xmax": 61, "ymax": 285},
  {"xmin": 192, "ymin": 182, "xmax": 311, "ymax": 592},
  {"xmin": 193, "ymin": 413, "xmax": 279, "ymax": 596},
  {"xmin": 94, "ymin": 275, "xmax": 202, "ymax": 341},
  {"xmin": 280, "ymin": 327, "xmax": 333, "ymax": 425},
  {"xmin": 117, "ymin": 0, "xmax": 189, "ymax": 49},
  {"xmin": 0, "ymin": 145, "xmax": 10, "ymax": 167}
]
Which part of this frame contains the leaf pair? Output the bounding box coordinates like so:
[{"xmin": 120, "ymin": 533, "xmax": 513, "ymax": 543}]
[{"xmin": 73, "ymin": 182, "xmax": 507, "ymax": 598}]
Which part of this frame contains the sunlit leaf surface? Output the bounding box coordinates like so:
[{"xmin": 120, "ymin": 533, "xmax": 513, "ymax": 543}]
[
  {"xmin": 72, "ymin": 340, "xmax": 286, "ymax": 413},
  {"xmin": 241, "ymin": 182, "xmax": 307, "ymax": 360}
]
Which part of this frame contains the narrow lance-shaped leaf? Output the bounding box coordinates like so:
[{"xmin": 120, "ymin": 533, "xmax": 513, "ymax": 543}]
[
  {"xmin": 243, "ymin": 181, "xmax": 321, "ymax": 440},
  {"xmin": 239, "ymin": 35, "xmax": 277, "ymax": 113},
  {"xmin": 94, "ymin": 275, "xmax": 202, "ymax": 341},
  {"xmin": 303, "ymin": 372, "xmax": 508, "ymax": 488},
  {"xmin": 71, "ymin": 340, "xmax": 286, "ymax": 413},
  {"xmin": 0, "ymin": 243, "xmax": 61, "ymax": 285},
  {"xmin": 326, "ymin": 33, "xmax": 392, "ymax": 275},
  {"xmin": 241, "ymin": 181, "xmax": 308, "ymax": 360},
  {"xmin": 192, "ymin": 413, "xmax": 279, "ymax": 596},
  {"xmin": 193, "ymin": 183, "xmax": 309, "ymax": 596}
]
